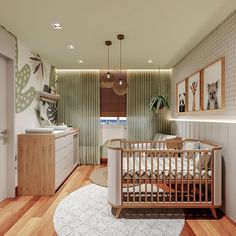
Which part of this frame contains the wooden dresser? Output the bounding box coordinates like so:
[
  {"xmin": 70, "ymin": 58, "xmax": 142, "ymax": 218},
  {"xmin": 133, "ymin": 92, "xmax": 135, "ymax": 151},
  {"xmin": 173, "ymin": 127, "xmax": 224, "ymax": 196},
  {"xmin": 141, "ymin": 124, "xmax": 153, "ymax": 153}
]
[{"xmin": 18, "ymin": 129, "xmax": 79, "ymax": 195}]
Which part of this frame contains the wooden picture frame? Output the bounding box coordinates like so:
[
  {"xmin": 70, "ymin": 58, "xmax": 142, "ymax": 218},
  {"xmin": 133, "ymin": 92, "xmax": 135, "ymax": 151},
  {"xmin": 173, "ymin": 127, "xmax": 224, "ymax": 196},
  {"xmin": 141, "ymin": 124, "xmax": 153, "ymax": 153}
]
[
  {"xmin": 202, "ymin": 58, "xmax": 225, "ymax": 111},
  {"xmin": 188, "ymin": 71, "xmax": 201, "ymax": 112},
  {"xmin": 176, "ymin": 79, "xmax": 188, "ymax": 114}
]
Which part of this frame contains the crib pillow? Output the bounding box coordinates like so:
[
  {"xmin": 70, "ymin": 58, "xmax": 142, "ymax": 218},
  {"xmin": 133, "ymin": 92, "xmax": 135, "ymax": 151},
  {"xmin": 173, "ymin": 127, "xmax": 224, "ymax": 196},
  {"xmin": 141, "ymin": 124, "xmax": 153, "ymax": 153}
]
[
  {"xmin": 153, "ymin": 132, "xmax": 176, "ymax": 141},
  {"xmin": 184, "ymin": 140, "xmax": 200, "ymax": 150}
]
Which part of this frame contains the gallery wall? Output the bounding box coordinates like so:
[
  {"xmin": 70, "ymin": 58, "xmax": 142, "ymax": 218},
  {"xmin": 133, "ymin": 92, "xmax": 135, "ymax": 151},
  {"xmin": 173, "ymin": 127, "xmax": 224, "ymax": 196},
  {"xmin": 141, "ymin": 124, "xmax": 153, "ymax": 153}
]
[{"xmin": 171, "ymin": 10, "xmax": 236, "ymax": 222}]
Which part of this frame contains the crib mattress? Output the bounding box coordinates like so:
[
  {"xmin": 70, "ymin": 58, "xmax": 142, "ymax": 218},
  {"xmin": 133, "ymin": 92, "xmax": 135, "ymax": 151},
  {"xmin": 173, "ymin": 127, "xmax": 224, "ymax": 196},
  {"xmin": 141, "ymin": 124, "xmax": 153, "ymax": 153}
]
[{"xmin": 122, "ymin": 156, "xmax": 211, "ymax": 180}]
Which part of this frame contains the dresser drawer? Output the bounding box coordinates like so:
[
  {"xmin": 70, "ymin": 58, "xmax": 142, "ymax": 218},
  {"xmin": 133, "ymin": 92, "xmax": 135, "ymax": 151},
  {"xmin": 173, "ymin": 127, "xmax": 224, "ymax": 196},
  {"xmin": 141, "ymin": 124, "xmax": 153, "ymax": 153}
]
[
  {"xmin": 55, "ymin": 152, "xmax": 73, "ymax": 176},
  {"xmin": 55, "ymin": 153, "xmax": 74, "ymax": 189},
  {"xmin": 55, "ymin": 134, "xmax": 73, "ymax": 151},
  {"xmin": 55, "ymin": 143, "xmax": 73, "ymax": 163}
]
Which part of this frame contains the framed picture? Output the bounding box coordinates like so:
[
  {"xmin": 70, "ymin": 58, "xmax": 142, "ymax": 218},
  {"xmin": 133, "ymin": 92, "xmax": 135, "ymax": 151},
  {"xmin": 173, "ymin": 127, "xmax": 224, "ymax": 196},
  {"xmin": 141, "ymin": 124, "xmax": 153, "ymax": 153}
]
[
  {"xmin": 202, "ymin": 58, "xmax": 225, "ymax": 111},
  {"xmin": 176, "ymin": 79, "xmax": 188, "ymax": 113},
  {"xmin": 188, "ymin": 71, "xmax": 201, "ymax": 112}
]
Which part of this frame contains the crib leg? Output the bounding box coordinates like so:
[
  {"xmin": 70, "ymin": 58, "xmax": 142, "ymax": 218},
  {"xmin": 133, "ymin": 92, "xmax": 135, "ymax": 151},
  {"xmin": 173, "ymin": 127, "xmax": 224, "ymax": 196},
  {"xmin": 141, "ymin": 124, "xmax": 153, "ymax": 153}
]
[
  {"xmin": 210, "ymin": 207, "xmax": 217, "ymax": 219},
  {"xmin": 115, "ymin": 207, "xmax": 122, "ymax": 218}
]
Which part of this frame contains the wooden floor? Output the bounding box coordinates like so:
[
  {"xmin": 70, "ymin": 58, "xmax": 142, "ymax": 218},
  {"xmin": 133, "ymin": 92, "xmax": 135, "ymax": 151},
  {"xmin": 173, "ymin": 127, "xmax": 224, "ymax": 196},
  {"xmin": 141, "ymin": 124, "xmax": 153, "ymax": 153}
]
[{"xmin": 0, "ymin": 165, "xmax": 236, "ymax": 236}]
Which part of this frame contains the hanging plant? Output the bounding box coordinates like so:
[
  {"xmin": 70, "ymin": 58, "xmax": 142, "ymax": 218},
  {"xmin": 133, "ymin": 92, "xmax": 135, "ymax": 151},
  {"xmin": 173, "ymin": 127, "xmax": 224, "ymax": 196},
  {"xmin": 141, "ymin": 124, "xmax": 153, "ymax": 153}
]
[{"xmin": 149, "ymin": 95, "xmax": 170, "ymax": 113}]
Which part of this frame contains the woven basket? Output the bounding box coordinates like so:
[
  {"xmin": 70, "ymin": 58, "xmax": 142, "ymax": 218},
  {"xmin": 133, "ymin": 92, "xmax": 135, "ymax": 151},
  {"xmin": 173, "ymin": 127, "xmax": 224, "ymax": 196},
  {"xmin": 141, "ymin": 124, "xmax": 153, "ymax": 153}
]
[
  {"xmin": 100, "ymin": 73, "xmax": 115, "ymax": 88},
  {"xmin": 113, "ymin": 80, "xmax": 128, "ymax": 95}
]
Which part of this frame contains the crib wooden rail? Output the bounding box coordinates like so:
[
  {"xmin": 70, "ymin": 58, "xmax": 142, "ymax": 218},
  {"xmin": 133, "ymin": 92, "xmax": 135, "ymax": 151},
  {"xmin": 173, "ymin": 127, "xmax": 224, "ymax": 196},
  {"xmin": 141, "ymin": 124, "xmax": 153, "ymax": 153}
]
[
  {"xmin": 108, "ymin": 139, "xmax": 222, "ymax": 218},
  {"xmin": 121, "ymin": 148, "xmax": 214, "ymax": 208}
]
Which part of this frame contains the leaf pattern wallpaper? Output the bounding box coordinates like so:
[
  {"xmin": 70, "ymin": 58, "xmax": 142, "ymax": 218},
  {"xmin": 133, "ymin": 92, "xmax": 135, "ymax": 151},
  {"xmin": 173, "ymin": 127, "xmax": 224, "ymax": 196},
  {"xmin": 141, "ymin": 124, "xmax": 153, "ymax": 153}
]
[
  {"xmin": 15, "ymin": 40, "xmax": 36, "ymax": 113},
  {"xmin": 30, "ymin": 53, "xmax": 45, "ymax": 79}
]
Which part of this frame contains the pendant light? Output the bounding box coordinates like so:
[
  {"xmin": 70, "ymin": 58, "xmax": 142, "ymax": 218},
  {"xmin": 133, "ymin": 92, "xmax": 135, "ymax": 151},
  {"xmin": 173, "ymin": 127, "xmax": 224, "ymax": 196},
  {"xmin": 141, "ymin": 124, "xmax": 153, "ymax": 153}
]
[
  {"xmin": 113, "ymin": 34, "xmax": 128, "ymax": 96},
  {"xmin": 101, "ymin": 40, "xmax": 115, "ymax": 88}
]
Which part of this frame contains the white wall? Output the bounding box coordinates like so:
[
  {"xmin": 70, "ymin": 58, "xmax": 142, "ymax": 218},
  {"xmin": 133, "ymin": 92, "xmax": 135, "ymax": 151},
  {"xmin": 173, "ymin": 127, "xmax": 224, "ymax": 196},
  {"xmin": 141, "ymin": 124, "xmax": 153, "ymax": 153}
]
[
  {"xmin": 171, "ymin": 121, "xmax": 236, "ymax": 222},
  {"xmin": 171, "ymin": 10, "xmax": 236, "ymax": 222}
]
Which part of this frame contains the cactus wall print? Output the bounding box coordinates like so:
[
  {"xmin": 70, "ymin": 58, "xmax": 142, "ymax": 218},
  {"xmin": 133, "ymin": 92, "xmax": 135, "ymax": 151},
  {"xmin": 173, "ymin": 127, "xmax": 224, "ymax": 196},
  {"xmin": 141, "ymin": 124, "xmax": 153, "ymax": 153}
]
[
  {"xmin": 15, "ymin": 64, "xmax": 35, "ymax": 113},
  {"xmin": 15, "ymin": 39, "xmax": 36, "ymax": 113}
]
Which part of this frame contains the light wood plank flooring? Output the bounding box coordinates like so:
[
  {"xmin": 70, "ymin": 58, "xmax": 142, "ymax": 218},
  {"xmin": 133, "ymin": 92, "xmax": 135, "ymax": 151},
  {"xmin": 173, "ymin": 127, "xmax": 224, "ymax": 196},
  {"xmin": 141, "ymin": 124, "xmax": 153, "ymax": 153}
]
[{"xmin": 0, "ymin": 165, "xmax": 235, "ymax": 236}]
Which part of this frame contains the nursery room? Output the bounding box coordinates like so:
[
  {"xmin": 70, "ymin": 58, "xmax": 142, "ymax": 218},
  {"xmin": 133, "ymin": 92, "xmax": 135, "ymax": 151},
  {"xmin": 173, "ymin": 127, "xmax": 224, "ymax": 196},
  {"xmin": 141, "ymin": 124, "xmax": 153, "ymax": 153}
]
[{"xmin": 1, "ymin": 0, "xmax": 236, "ymax": 235}]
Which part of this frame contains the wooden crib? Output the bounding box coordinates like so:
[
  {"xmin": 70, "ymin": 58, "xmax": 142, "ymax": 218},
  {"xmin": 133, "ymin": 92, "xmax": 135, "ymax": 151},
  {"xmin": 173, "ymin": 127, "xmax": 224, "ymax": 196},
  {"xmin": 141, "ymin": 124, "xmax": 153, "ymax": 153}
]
[{"xmin": 107, "ymin": 139, "xmax": 222, "ymax": 218}]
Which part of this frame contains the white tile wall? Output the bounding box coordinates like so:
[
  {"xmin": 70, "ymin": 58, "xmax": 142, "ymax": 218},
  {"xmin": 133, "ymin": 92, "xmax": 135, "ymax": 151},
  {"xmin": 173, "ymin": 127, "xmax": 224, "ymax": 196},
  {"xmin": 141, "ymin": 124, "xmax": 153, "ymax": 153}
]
[
  {"xmin": 171, "ymin": 10, "xmax": 236, "ymax": 120},
  {"xmin": 171, "ymin": 10, "xmax": 236, "ymax": 222}
]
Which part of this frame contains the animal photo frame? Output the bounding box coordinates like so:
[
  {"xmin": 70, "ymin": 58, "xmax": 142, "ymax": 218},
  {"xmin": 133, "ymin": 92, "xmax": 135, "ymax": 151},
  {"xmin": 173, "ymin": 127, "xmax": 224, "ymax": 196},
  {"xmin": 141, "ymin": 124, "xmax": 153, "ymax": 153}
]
[
  {"xmin": 176, "ymin": 79, "xmax": 188, "ymax": 113},
  {"xmin": 188, "ymin": 72, "xmax": 201, "ymax": 112},
  {"xmin": 202, "ymin": 58, "xmax": 225, "ymax": 111}
]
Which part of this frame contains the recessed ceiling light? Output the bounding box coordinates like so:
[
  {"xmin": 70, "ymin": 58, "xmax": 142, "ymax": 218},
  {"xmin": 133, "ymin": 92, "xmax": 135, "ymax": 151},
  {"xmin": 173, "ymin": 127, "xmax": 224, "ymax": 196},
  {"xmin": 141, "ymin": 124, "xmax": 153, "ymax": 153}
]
[
  {"xmin": 66, "ymin": 44, "xmax": 75, "ymax": 49},
  {"xmin": 52, "ymin": 23, "xmax": 62, "ymax": 29},
  {"xmin": 147, "ymin": 59, "xmax": 153, "ymax": 64},
  {"xmin": 78, "ymin": 60, "xmax": 84, "ymax": 64}
]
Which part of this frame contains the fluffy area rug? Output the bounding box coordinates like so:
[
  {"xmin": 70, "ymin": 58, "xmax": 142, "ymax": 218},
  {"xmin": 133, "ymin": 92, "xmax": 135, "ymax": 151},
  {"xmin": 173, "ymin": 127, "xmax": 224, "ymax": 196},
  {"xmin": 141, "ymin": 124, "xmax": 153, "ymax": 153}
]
[
  {"xmin": 53, "ymin": 184, "xmax": 185, "ymax": 236},
  {"xmin": 89, "ymin": 167, "xmax": 108, "ymax": 187}
]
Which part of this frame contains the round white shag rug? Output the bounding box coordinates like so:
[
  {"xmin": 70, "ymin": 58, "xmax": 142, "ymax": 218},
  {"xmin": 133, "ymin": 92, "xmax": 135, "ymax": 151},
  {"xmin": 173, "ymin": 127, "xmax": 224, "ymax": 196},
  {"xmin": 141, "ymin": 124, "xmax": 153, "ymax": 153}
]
[{"xmin": 53, "ymin": 184, "xmax": 185, "ymax": 236}]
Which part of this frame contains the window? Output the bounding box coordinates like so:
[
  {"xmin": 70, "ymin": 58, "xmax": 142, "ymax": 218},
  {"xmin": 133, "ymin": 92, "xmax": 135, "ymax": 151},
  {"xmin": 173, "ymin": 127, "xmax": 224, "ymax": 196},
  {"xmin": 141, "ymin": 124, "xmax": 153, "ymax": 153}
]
[
  {"xmin": 100, "ymin": 117, "xmax": 127, "ymax": 125},
  {"xmin": 100, "ymin": 71, "xmax": 127, "ymax": 117}
]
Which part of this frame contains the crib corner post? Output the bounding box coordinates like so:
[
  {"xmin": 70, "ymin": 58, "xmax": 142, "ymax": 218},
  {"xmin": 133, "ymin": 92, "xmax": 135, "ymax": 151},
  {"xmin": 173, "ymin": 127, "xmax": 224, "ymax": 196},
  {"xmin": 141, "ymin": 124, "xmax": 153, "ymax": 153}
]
[
  {"xmin": 115, "ymin": 207, "xmax": 122, "ymax": 218},
  {"xmin": 210, "ymin": 207, "xmax": 217, "ymax": 219}
]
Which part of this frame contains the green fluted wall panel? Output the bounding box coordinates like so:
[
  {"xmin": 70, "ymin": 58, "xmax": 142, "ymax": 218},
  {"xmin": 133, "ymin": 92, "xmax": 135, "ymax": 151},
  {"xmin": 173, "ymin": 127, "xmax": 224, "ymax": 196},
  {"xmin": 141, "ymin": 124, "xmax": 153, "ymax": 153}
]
[
  {"xmin": 127, "ymin": 71, "xmax": 171, "ymax": 140},
  {"xmin": 57, "ymin": 71, "xmax": 100, "ymax": 164}
]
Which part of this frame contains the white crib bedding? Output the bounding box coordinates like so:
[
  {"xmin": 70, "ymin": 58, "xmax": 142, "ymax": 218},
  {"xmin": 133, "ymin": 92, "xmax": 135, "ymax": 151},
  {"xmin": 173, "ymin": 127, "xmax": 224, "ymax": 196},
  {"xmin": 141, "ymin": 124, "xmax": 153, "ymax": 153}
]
[{"xmin": 122, "ymin": 156, "xmax": 211, "ymax": 180}]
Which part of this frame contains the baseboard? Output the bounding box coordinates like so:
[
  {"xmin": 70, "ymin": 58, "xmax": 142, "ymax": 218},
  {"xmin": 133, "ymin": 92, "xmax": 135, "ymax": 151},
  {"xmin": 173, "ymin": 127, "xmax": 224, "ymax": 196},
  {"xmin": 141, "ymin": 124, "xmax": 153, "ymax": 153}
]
[
  {"xmin": 100, "ymin": 157, "xmax": 107, "ymax": 164},
  {"xmin": 225, "ymin": 215, "xmax": 236, "ymax": 226}
]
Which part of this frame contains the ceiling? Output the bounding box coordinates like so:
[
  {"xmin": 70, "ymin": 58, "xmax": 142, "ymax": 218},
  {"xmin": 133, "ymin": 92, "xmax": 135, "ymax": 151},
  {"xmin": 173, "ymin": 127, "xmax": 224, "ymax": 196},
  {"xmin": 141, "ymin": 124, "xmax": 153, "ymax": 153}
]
[{"xmin": 0, "ymin": 0, "xmax": 236, "ymax": 69}]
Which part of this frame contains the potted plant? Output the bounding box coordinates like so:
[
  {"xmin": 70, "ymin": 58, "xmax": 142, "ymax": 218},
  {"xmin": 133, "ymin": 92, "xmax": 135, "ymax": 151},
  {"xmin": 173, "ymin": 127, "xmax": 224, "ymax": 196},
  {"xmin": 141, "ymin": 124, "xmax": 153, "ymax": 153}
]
[{"xmin": 149, "ymin": 95, "xmax": 170, "ymax": 113}]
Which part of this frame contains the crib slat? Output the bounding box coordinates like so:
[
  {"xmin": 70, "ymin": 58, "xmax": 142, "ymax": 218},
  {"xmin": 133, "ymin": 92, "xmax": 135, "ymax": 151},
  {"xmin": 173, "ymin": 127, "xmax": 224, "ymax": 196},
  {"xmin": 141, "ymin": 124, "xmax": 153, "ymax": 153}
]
[
  {"xmin": 133, "ymin": 151, "xmax": 135, "ymax": 203},
  {"xmin": 121, "ymin": 150, "xmax": 124, "ymax": 204},
  {"xmin": 127, "ymin": 151, "xmax": 129, "ymax": 202},
  {"xmin": 151, "ymin": 152, "xmax": 154, "ymax": 202},
  {"xmin": 139, "ymin": 152, "xmax": 141, "ymax": 202},
  {"xmin": 181, "ymin": 152, "xmax": 184, "ymax": 202},
  {"xmin": 193, "ymin": 152, "xmax": 196, "ymax": 202},
  {"xmin": 205, "ymin": 151, "xmax": 208, "ymax": 203},
  {"xmin": 211, "ymin": 150, "xmax": 214, "ymax": 204},
  {"xmin": 175, "ymin": 152, "xmax": 178, "ymax": 202},
  {"xmin": 145, "ymin": 151, "xmax": 147, "ymax": 202},
  {"xmin": 199, "ymin": 151, "xmax": 202, "ymax": 203},
  {"xmin": 169, "ymin": 152, "xmax": 171, "ymax": 202},
  {"xmin": 163, "ymin": 152, "xmax": 166, "ymax": 203},
  {"xmin": 157, "ymin": 151, "xmax": 159, "ymax": 202},
  {"xmin": 187, "ymin": 151, "xmax": 190, "ymax": 203}
]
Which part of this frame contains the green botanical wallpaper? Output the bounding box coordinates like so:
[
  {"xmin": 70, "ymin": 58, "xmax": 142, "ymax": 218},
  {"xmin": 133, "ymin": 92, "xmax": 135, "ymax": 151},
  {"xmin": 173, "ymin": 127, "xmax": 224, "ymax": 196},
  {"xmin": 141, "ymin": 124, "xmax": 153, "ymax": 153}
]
[
  {"xmin": 15, "ymin": 40, "xmax": 35, "ymax": 113},
  {"xmin": 15, "ymin": 64, "xmax": 35, "ymax": 113}
]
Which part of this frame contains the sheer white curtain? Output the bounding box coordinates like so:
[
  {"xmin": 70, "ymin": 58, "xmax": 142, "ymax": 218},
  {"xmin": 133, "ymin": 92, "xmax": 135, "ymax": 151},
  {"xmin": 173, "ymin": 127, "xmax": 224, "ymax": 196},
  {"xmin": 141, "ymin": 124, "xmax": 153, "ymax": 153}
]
[
  {"xmin": 127, "ymin": 71, "xmax": 171, "ymax": 140},
  {"xmin": 57, "ymin": 71, "xmax": 100, "ymax": 164}
]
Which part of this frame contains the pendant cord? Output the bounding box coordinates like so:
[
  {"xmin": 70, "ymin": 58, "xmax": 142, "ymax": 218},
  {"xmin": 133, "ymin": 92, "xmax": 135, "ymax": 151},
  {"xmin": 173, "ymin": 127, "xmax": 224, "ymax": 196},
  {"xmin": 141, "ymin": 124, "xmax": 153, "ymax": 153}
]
[
  {"xmin": 108, "ymin": 45, "xmax": 110, "ymax": 73},
  {"xmin": 120, "ymin": 40, "xmax": 122, "ymax": 75}
]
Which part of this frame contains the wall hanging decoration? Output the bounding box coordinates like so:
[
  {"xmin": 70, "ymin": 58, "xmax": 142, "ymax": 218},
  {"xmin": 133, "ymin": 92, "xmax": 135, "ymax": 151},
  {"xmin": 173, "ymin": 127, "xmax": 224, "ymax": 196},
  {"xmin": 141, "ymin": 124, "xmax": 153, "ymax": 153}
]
[
  {"xmin": 15, "ymin": 40, "xmax": 35, "ymax": 113},
  {"xmin": 113, "ymin": 34, "xmax": 128, "ymax": 96},
  {"xmin": 176, "ymin": 79, "xmax": 188, "ymax": 113},
  {"xmin": 30, "ymin": 53, "xmax": 45, "ymax": 79},
  {"xmin": 101, "ymin": 40, "xmax": 115, "ymax": 88},
  {"xmin": 202, "ymin": 58, "xmax": 225, "ymax": 111},
  {"xmin": 188, "ymin": 71, "xmax": 201, "ymax": 112}
]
